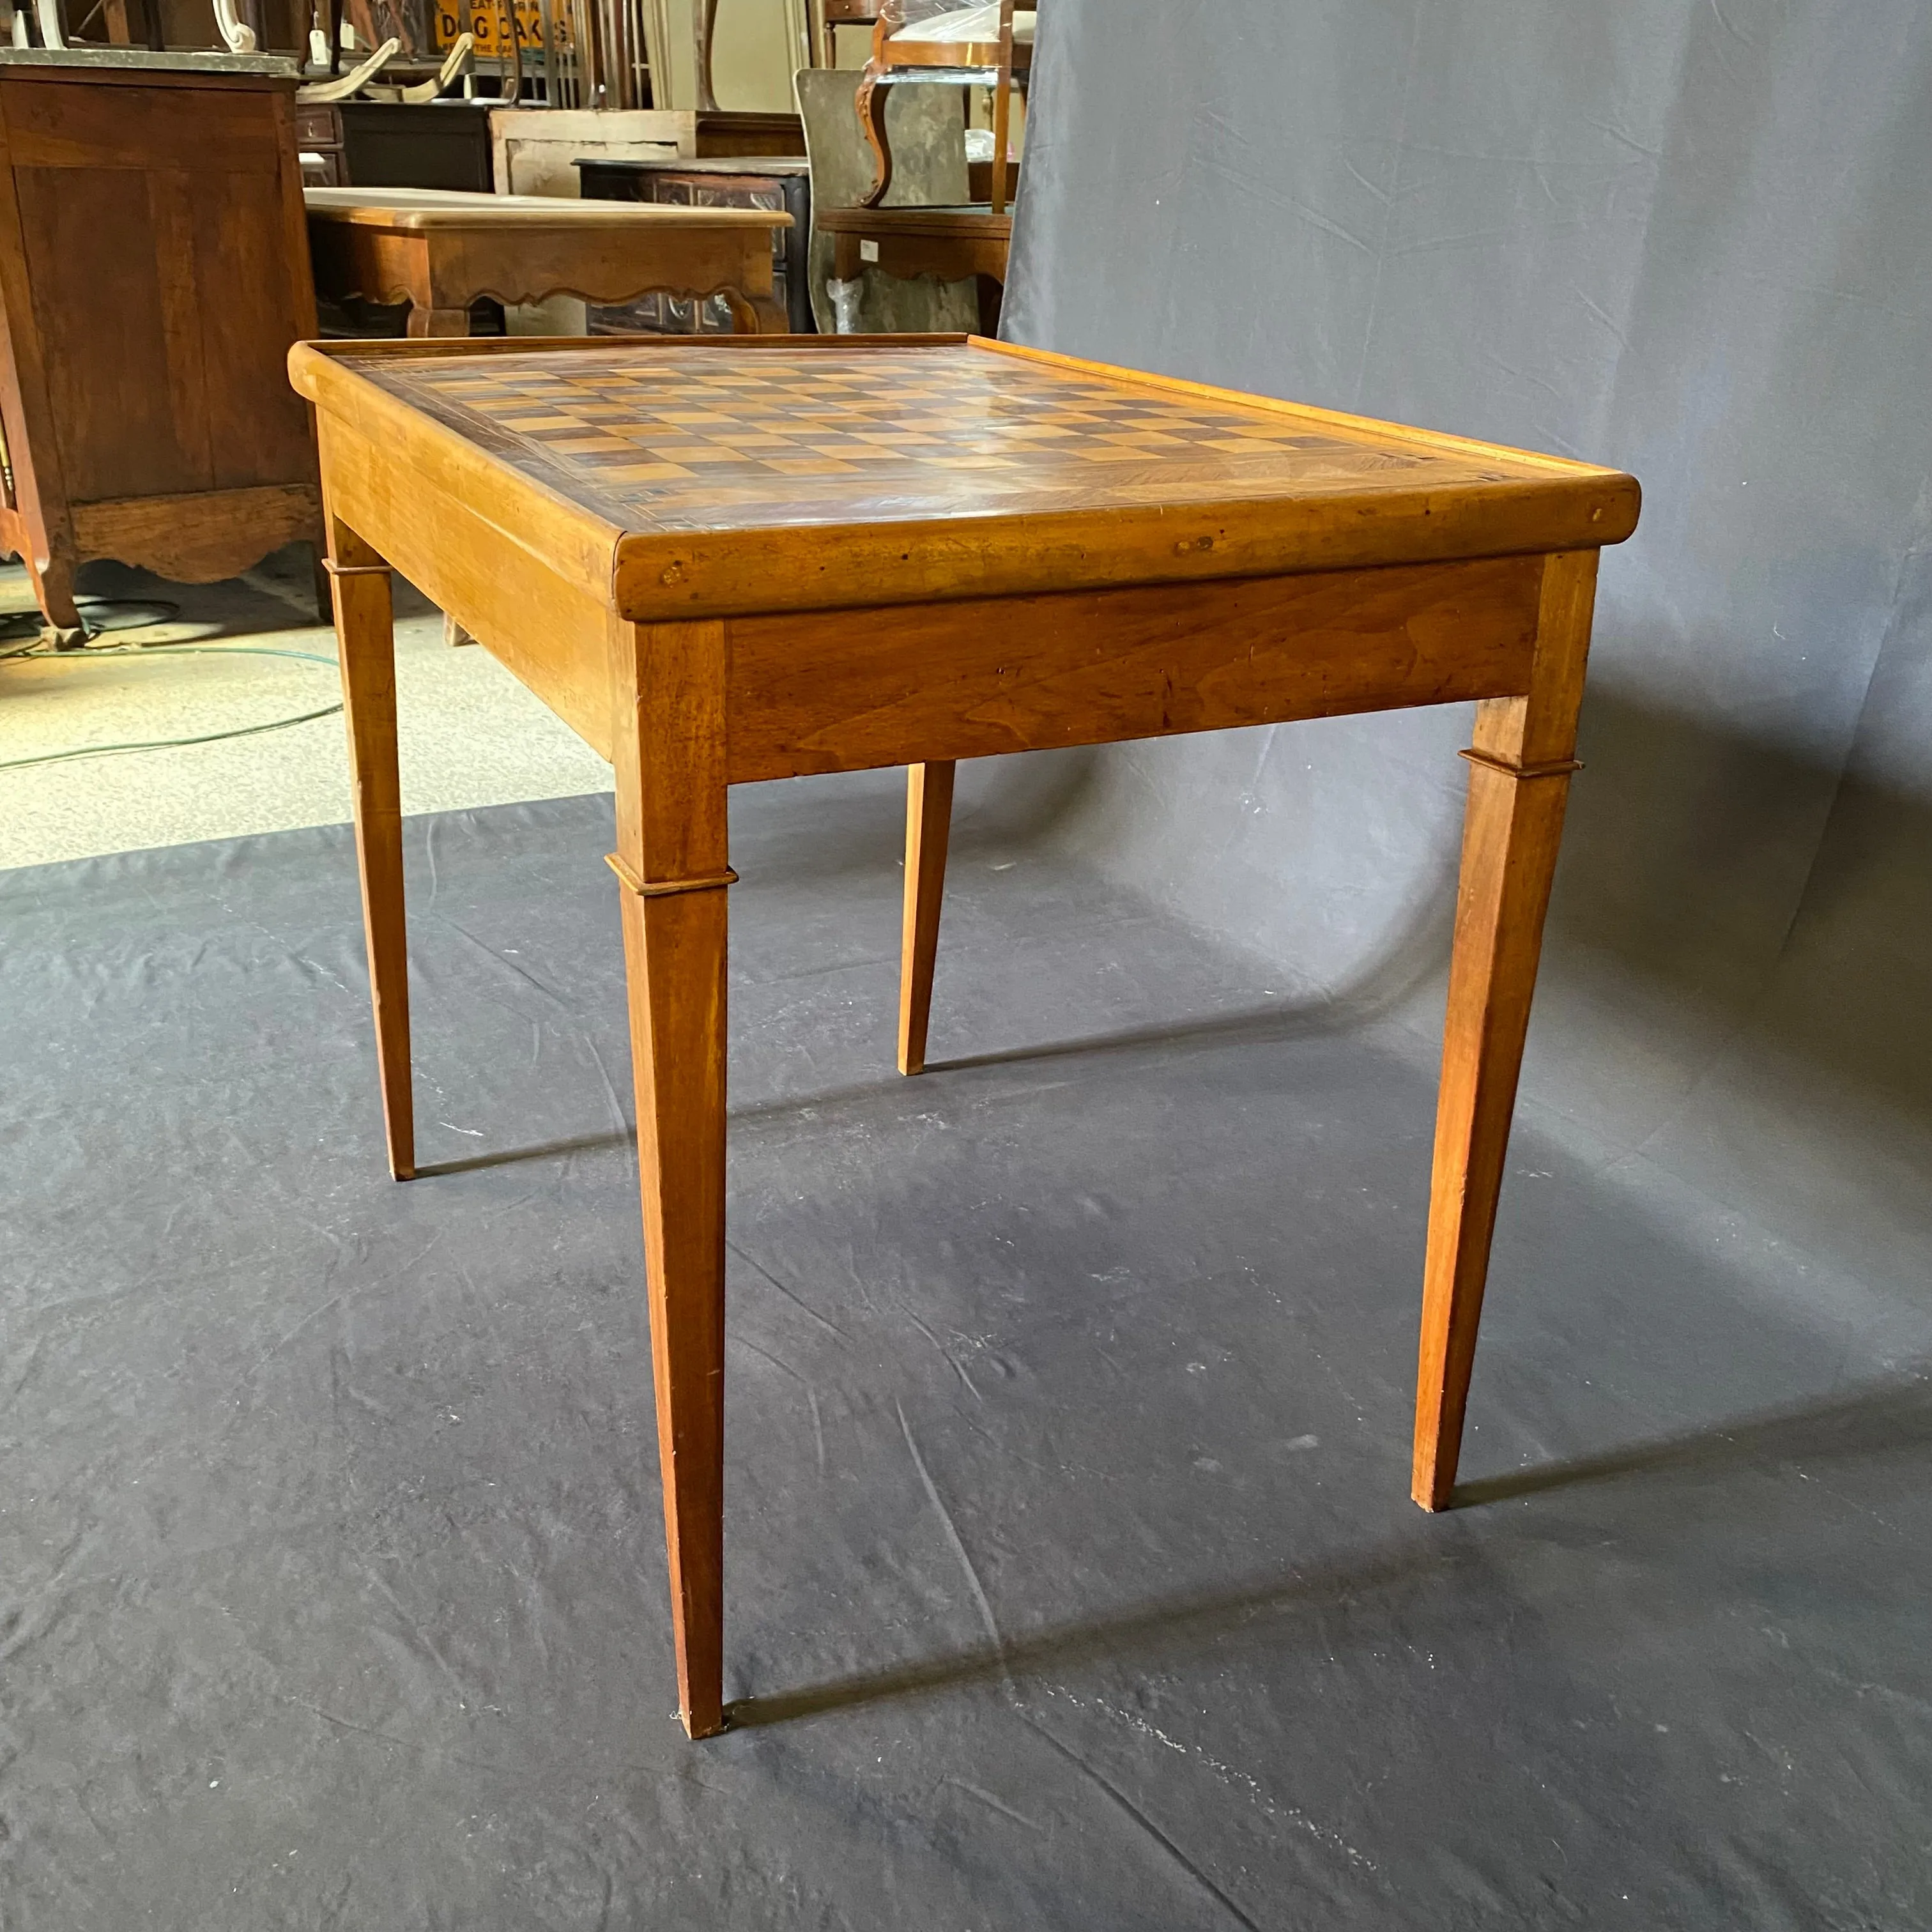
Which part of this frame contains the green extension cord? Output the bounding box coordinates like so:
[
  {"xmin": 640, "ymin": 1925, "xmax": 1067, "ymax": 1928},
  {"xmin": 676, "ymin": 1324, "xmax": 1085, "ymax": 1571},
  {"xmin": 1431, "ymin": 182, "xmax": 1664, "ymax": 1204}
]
[{"xmin": 0, "ymin": 638, "xmax": 343, "ymax": 773}]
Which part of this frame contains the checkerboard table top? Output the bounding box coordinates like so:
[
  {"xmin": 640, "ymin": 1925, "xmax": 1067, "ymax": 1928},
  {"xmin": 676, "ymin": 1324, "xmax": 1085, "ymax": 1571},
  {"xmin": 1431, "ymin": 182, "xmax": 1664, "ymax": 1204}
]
[
  {"xmin": 341, "ymin": 337, "xmax": 1621, "ymax": 532},
  {"xmin": 297, "ymin": 335, "xmax": 1637, "ymax": 620}
]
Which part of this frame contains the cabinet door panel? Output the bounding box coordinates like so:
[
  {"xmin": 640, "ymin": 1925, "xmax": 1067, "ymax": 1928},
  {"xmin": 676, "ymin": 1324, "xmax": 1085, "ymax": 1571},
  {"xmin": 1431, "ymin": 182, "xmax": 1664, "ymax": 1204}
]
[
  {"xmin": 194, "ymin": 170, "xmax": 315, "ymax": 490},
  {"xmin": 17, "ymin": 166, "xmax": 213, "ymax": 501}
]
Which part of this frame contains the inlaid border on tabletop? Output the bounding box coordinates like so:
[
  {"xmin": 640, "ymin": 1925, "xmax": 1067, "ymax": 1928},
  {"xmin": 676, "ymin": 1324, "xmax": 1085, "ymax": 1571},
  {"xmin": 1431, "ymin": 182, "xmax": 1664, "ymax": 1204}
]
[{"xmin": 290, "ymin": 335, "xmax": 1639, "ymax": 624}]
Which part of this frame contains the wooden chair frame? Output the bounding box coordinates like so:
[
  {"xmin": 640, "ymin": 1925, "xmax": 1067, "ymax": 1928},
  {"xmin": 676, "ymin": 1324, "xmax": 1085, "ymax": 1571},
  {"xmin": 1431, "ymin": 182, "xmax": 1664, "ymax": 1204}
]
[{"xmin": 854, "ymin": 0, "xmax": 1027, "ymax": 213}]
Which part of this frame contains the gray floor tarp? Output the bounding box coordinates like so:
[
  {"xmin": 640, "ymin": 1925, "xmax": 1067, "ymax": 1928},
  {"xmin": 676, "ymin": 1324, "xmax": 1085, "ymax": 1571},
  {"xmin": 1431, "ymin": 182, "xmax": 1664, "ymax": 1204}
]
[{"xmin": 4, "ymin": 781, "xmax": 1928, "ymax": 1926}]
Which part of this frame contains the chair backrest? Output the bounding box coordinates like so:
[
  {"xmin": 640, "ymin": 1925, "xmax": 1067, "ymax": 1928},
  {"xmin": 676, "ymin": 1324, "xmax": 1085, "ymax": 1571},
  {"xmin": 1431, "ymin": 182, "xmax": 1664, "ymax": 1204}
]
[{"xmin": 793, "ymin": 66, "xmax": 979, "ymax": 334}]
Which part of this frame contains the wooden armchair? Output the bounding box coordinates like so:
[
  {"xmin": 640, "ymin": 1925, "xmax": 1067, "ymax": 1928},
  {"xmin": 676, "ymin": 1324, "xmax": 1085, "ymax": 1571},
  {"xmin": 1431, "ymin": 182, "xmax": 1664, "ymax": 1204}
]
[
  {"xmin": 855, "ymin": 0, "xmax": 1030, "ymax": 213},
  {"xmin": 816, "ymin": 0, "xmax": 1027, "ymax": 332}
]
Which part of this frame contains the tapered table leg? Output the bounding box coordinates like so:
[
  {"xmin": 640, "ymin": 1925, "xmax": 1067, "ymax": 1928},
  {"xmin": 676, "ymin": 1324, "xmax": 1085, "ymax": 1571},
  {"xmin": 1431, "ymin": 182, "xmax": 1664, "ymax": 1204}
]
[
  {"xmin": 618, "ymin": 882, "xmax": 728, "ymax": 1737},
  {"xmin": 610, "ymin": 618, "xmax": 733, "ymax": 1740},
  {"xmin": 1413, "ymin": 553, "xmax": 1599, "ymax": 1510},
  {"xmin": 897, "ymin": 760, "xmax": 955, "ymax": 1076},
  {"xmin": 328, "ymin": 524, "xmax": 414, "ymax": 1183}
]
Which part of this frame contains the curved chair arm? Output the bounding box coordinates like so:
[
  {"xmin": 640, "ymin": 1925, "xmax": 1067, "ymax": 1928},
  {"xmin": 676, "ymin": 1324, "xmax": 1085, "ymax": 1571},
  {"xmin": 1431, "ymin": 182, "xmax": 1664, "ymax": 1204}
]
[
  {"xmin": 365, "ymin": 30, "xmax": 474, "ymax": 103},
  {"xmin": 212, "ymin": 0, "xmax": 257, "ymax": 52},
  {"xmin": 297, "ymin": 34, "xmax": 401, "ymax": 102}
]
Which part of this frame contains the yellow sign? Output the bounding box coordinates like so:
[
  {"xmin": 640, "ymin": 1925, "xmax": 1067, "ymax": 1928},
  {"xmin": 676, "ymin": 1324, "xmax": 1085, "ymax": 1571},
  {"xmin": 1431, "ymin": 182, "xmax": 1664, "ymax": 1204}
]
[{"xmin": 434, "ymin": 0, "xmax": 571, "ymax": 52}]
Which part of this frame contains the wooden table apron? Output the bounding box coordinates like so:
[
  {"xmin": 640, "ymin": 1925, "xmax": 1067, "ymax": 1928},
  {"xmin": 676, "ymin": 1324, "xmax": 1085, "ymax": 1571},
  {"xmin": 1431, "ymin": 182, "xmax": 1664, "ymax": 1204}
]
[
  {"xmin": 290, "ymin": 331, "xmax": 1639, "ymax": 1740},
  {"xmin": 303, "ymin": 197, "xmax": 792, "ymax": 338},
  {"xmin": 821, "ymin": 206, "xmax": 1013, "ymax": 285},
  {"xmin": 818, "ymin": 206, "xmax": 1013, "ymax": 335}
]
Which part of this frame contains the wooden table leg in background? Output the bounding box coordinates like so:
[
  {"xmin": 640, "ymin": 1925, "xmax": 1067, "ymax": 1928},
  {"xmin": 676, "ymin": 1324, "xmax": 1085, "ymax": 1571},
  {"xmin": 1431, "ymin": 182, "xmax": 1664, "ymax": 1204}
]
[
  {"xmin": 975, "ymin": 276, "xmax": 1004, "ymax": 339},
  {"xmin": 1412, "ymin": 550, "xmax": 1598, "ymax": 1510},
  {"xmin": 406, "ymin": 306, "xmax": 475, "ymax": 338},
  {"xmin": 326, "ymin": 524, "xmax": 417, "ymax": 1183},
  {"xmin": 610, "ymin": 616, "xmax": 733, "ymax": 1741},
  {"xmin": 402, "ymin": 243, "xmax": 471, "ymax": 339},
  {"xmin": 26, "ymin": 552, "xmax": 85, "ymax": 647},
  {"xmin": 311, "ymin": 545, "xmax": 335, "ymax": 625},
  {"xmin": 897, "ymin": 760, "xmax": 955, "ymax": 1077},
  {"xmin": 723, "ymin": 288, "xmax": 794, "ymax": 335}
]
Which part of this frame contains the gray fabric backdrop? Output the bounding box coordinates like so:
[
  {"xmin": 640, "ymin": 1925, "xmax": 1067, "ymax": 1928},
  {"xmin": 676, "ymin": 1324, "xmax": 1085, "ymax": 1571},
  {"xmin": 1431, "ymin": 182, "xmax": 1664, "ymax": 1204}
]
[{"xmin": 1001, "ymin": 0, "xmax": 1932, "ymax": 1339}]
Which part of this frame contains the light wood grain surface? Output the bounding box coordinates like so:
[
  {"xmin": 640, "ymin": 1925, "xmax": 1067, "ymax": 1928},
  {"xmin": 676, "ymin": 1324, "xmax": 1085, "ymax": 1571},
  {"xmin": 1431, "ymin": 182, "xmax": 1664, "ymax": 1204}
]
[{"xmin": 305, "ymin": 186, "xmax": 790, "ymax": 232}]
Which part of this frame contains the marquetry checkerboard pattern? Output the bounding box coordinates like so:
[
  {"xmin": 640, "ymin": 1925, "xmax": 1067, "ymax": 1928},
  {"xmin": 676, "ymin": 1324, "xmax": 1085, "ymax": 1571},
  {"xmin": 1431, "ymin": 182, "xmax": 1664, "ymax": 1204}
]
[{"xmin": 358, "ymin": 342, "xmax": 1525, "ymax": 533}]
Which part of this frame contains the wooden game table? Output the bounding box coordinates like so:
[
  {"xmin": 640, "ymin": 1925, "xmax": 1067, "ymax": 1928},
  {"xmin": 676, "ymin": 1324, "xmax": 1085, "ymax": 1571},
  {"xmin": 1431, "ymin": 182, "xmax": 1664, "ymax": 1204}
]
[
  {"xmin": 303, "ymin": 187, "xmax": 792, "ymax": 338},
  {"xmin": 289, "ymin": 332, "xmax": 1639, "ymax": 1740}
]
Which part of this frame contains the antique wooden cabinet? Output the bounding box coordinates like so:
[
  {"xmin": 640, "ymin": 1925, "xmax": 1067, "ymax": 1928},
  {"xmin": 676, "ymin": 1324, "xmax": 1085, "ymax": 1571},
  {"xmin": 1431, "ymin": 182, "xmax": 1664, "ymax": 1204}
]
[{"xmin": 0, "ymin": 52, "xmax": 323, "ymax": 641}]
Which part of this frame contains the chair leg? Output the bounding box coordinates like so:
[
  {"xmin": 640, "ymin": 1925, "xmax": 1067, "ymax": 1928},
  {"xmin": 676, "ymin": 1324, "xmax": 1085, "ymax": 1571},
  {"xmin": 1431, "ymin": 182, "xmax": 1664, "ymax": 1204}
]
[
  {"xmin": 1412, "ymin": 552, "xmax": 1598, "ymax": 1509},
  {"xmin": 897, "ymin": 760, "xmax": 955, "ymax": 1076},
  {"xmin": 328, "ymin": 526, "xmax": 414, "ymax": 1181}
]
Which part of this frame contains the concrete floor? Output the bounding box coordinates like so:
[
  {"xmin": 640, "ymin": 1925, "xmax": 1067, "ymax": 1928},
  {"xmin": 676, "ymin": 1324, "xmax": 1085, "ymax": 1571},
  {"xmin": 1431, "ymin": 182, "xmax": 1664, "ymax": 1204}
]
[{"xmin": 0, "ymin": 549, "xmax": 611, "ymax": 870}]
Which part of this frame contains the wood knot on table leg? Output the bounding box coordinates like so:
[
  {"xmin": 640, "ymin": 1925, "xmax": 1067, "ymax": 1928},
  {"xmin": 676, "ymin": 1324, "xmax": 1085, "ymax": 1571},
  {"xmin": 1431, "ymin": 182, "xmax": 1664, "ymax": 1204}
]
[{"xmin": 605, "ymin": 853, "xmax": 739, "ymax": 897}]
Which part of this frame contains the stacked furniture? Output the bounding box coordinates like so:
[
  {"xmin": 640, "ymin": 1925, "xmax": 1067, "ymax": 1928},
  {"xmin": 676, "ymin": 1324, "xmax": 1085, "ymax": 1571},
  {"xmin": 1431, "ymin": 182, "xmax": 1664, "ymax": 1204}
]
[
  {"xmin": 855, "ymin": 0, "xmax": 1027, "ymax": 211},
  {"xmin": 817, "ymin": 0, "xmax": 1029, "ymax": 332},
  {"xmin": 793, "ymin": 65, "xmax": 976, "ymax": 334},
  {"xmin": 489, "ymin": 105, "xmax": 804, "ymax": 197}
]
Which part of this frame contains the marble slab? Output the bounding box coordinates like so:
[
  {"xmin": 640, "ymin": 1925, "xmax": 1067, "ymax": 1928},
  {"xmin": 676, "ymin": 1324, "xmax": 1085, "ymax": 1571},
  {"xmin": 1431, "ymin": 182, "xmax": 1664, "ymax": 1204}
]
[{"xmin": 0, "ymin": 46, "xmax": 300, "ymax": 75}]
